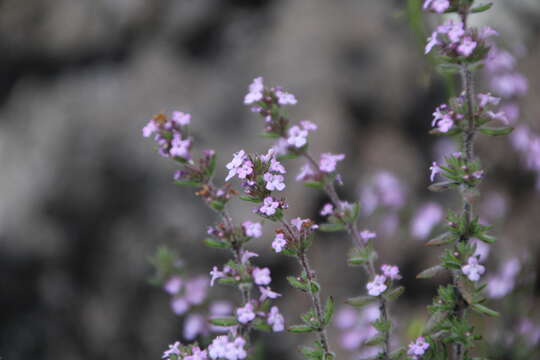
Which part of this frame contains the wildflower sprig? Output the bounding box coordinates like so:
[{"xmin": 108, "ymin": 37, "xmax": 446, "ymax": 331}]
[
  {"xmin": 419, "ymin": 1, "xmax": 511, "ymax": 359},
  {"xmin": 143, "ymin": 112, "xmax": 286, "ymax": 360},
  {"xmin": 244, "ymin": 77, "xmax": 403, "ymax": 359}
]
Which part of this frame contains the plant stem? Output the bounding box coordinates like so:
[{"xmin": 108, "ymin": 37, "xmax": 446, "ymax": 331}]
[{"xmin": 303, "ymin": 152, "xmax": 391, "ymax": 359}]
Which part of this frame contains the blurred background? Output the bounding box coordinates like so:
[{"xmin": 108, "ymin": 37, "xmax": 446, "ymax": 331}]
[{"xmin": 1, "ymin": 0, "xmax": 539, "ymax": 359}]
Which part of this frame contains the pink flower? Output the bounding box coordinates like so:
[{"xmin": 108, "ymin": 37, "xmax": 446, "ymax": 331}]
[
  {"xmin": 425, "ymin": 31, "xmax": 440, "ymax": 54},
  {"xmin": 240, "ymin": 250, "xmax": 258, "ymax": 264},
  {"xmin": 296, "ymin": 163, "xmax": 316, "ymax": 181},
  {"xmin": 236, "ymin": 161, "xmax": 253, "ymax": 179},
  {"xmin": 185, "ymin": 277, "xmax": 209, "ymax": 304},
  {"xmin": 429, "ymin": 161, "xmax": 441, "ymax": 182},
  {"xmin": 319, "ymin": 153, "xmax": 345, "ymax": 173},
  {"xmin": 259, "ymin": 197, "xmax": 279, "ymax": 216},
  {"xmin": 267, "ymin": 306, "xmax": 285, "ymax": 332},
  {"xmin": 259, "ymin": 286, "xmax": 281, "ymax": 301},
  {"xmin": 359, "ymin": 230, "xmax": 377, "ymax": 243},
  {"xmin": 169, "ymin": 134, "xmax": 191, "ymax": 159},
  {"xmin": 381, "ymin": 264, "xmax": 402, "ymax": 280},
  {"xmin": 269, "ymin": 158, "xmax": 286, "ymax": 174},
  {"xmin": 477, "ymin": 93, "xmax": 500, "ymax": 108},
  {"xmin": 252, "ymin": 267, "xmax": 271, "ymax": 285},
  {"xmin": 275, "ymin": 89, "xmax": 297, "ymax": 105},
  {"xmin": 479, "ymin": 26, "xmax": 498, "ymax": 40},
  {"xmin": 208, "ymin": 336, "xmax": 229, "ymax": 359},
  {"xmin": 183, "ymin": 315, "xmax": 207, "ymax": 341},
  {"xmin": 226, "ymin": 150, "xmax": 247, "ymax": 181},
  {"xmin": 172, "ymin": 111, "xmax": 191, "ymax": 126},
  {"xmin": 244, "ymin": 77, "xmax": 264, "ymax": 105},
  {"xmin": 410, "ymin": 202, "xmax": 443, "ymax": 240},
  {"xmin": 142, "ymin": 119, "xmax": 158, "ymax": 138},
  {"xmin": 242, "ymin": 221, "xmax": 262, "ymax": 238},
  {"xmin": 210, "ymin": 267, "xmax": 225, "ymax": 287},
  {"xmin": 366, "ymin": 275, "xmax": 387, "ymax": 296},
  {"xmin": 462, "ymin": 256, "xmax": 485, "ymax": 281},
  {"xmin": 185, "ymin": 346, "xmax": 208, "ymax": 360},
  {"xmin": 171, "ymin": 297, "xmax": 189, "ymax": 315},
  {"xmin": 162, "ymin": 341, "xmax": 181, "ymax": 359},
  {"xmin": 486, "ymin": 111, "xmax": 508, "ymax": 124},
  {"xmin": 164, "ymin": 276, "xmax": 183, "ymax": 295},
  {"xmin": 287, "ymin": 125, "xmax": 308, "ymax": 148},
  {"xmin": 408, "ymin": 337, "xmax": 430, "ymax": 358},
  {"xmin": 263, "ymin": 173, "xmax": 286, "ymax": 191},
  {"xmin": 272, "ymin": 233, "xmax": 287, "ymax": 253},
  {"xmin": 458, "ymin": 36, "xmax": 477, "ymax": 57},
  {"xmin": 236, "ymin": 303, "xmax": 256, "ymax": 324},
  {"xmin": 320, "ymin": 203, "xmax": 334, "ymax": 216},
  {"xmin": 436, "ymin": 114, "xmax": 454, "ymax": 133},
  {"xmin": 300, "ymin": 120, "xmax": 318, "ymax": 131},
  {"xmin": 431, "ymin": 0, "xmax": 449, "ymax": 13},
  {"xmin": 447, "ymin": 20, "xmax": 465, "ymax": 43}
]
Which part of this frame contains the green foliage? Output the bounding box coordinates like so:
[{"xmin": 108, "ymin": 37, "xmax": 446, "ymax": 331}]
[{"xmin": 348, "ymin": 244, "xmax": 378, "ymax": 266}]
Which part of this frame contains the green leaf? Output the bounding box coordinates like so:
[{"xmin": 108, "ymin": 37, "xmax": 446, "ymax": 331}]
[
  {"xmin": 479, "ymin": 126, "xmax": 514, "ymax": 136},
  {"xmin": 428, "ymin": 180, "xmax": 458, "ymax": 192},
  {"xmin": 251, "ymin": 318, "xmax": 272, "ymax": 332},
  {"xmin": 173, "ymin": 180, "xmax": 201, "ymax": 187},
  {"xmin": 209, "ymin": 200, "xmax": 225, "ymax": 211},
  {"xmin": 471, "ymin": 303, "xmax": 500, "ymax": 317},
  {"xmin": 304, "ymin": 181, "xmax": 325, "ymax": 189},
  {"xmin": 436, "ymin": 63, "xmax": 461, "ymax": 75},
  {"xmin": 384, "ymin": 286, "xmax": 405, "ymax": 301},
  {"xmin": 423, "ymin": 311, "xmax": 449, "ymax": 336},
  {"xmin": 287, "ymin": 276, "xmax": 308, "ymax": 292},
  {"xmin": 346, "ymin": 295, "xmax": 377, "ymax": 308},
  {"xmin": 471, "ymin": 3, "xmax": 493, "ymax": 13},
  {"xmin": 204, "ymin": 238, "xmax": 230, "ymax": 249},
  {"xmin": 323, "ymin": 296, "xmax": 335, "ymax": 325},
  {"xmin": 310, "ymin": 281, "xmax": 321, "ymax": 293},
  {"xmin": 417, "ymin": 265, "xmax": 446, "ymax": 279},
  {"xmin": 364, "ymin": 334, "xmax": 385, "ymax": 346},
  {"xmin": 426, "ymin": 232, "xmax": 455, "ymax": 246},
  {"xmin": 456, "ymin": 276, "xmax": 476, "ymax": 305},
  {"xmin": 288, "ymin": 324, "xmax": 315, "ymax": 333},
  {"xmin": 300, "ymin": 346, "xmax": 323, "ymax": 360},
  {"xmin": 476, "ymin": 233, "xmax": 496, "ymax": 244},
  {"xmin": 259, "ymin": 132, "xmax": 281, "ymax": 138},
  {"xmin": 210, "ymin": 316, "xmax": 238, "ymax": 326},
  {"xmin": 319, "ymin": 223, "xmax": 346, "ymax": 232},
  {"xmin": 239, "ymin": 195, "xmax": 262, "ymax": 203}
]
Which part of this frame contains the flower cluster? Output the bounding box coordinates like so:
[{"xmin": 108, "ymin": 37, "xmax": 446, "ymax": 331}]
[
  {"xmin": 366, "ymin": 264, "xmax": 402, "ymax": 297},
  {"xmin": 407, "ymin": 336, "xmax": 430, "ymax": 359},
  {"xmin": 165, "ymin": 275, "xmax": 209, "ymax": 316},
  {"xmin": 143, "ymin": 111, "xmax": 192, "ymax": 161},
  {"xmin": 425, "ymin": 19, "xmax": 496, "ymax": 60},
  {"xmin": 429, "ymin": 152, "xmax": 485, "ymax": 189}
]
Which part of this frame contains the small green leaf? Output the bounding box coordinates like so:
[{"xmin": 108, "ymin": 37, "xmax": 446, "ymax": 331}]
[
  {"xmin": 304, "ymin": 181, "xmax": 325, "ymax": 189},
  {"xmin": 471, "ymin": 3, "xmax": 493, "ymax": 13},
  {"xmin": 476, "ymin": 233, "xmax": 496, "ymax": 244},
  {"xmin": 239, "ymin": 195, "xmax": 261, "ymax": 203},
  {"xmin": 210, "ymin": 316, "xmax": 238, "ymax": 326},
  {"xmin": 259, "ymin": 132, "xmax": 281, "ymax": 138},
  {"xmin": 479, "ymin": 126, "xmax": 514, "ymax": 136},
  {"xmin": 471, "ymin": 303, "xmax": 500, "ymax": 317},
  {"xmin": 251, "ymin": 318, "xmax": 272, "ymax": 332},
  {"xmin": 310, "ymin": 281, "xmax": 321, "ymax": 293},
  {"xmin": 422, "ymin": 311, "xmax": 449, "ymax": 336},
  {"xmin": 364, "ymin": 334, "xmax": 385, "ymax": 346},
  {"xmin": 319, "ymin": 223, "xmax": 346, "ymax": 232},
  {"xmin": 426, "ymin": 232, "xmax": 455, "ymax": 246},
  {"xmin": 346, "ymin": 295, "xmax": 377, "ymax": 308},
  {"xmin": 436, "ymin": 63, "xmax": 461, "ymax": 75},
  {"xmin": 323, "ymin": 296, "xmax": 335, "ymax": 325},
  {"xmin": 417, "ymin": 265, "xmax": 446, "ymax": 279},
  {"xmin": 209, "ymin": 200, "xmax": 225, "ymax": 211},
  {"xmin": 288, "ymin": 324, "xmax": 315, "ymax": 333},
  {"xmin": 384, "ymin": 286, "xmax": 405, "ymax": 301},
  {"xmin": 173, "ymin": 180, "xmax": 201, "ymax": 187},
  {"xmin": 204, "ymin": 238, "xmax": 230, "ymax": 249},
  {"xmin": 428, "ymin": 181, "xmax": 458, "ymax": 192},
  {"xmin": 287, "ymin": 276, "xmax": 308, "ymax": 292}
]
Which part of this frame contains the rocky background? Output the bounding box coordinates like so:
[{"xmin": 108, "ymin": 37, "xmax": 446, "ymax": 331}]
[{"xmin": 1, "ymin": 0, "xmax": 539, "ymax": 359}]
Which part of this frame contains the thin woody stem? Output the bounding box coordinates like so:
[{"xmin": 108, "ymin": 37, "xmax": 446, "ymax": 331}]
[{"xmin": 302, "ymin": 151, "xmax": 391, "ymax": 359}]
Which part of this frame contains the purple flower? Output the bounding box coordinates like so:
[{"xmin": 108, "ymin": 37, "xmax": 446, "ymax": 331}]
[
  {"xmin": 183, "ymin": 315, "xmax": 207, "ymax": 341},
  {"xmin": 486, "ymin": 111, "xmax": 508, "ymax": 124},
  {"xmin": 236, "ymin": 161, "xmax": 253, "ymax": 179},
  {"xmin": 259, "ymin": 286, "xmax": 281, "ymax": 301},
  {"xmin": 462, "ymin": 256, "xmax": 485, "ymax": 281},
  {"xmin": 171, "ymin": 296, "xmax": 189, "ymax": 315},
  {"xmin": 320, "ymin": 203, "xmax": 334, "ymax": 216},
  {"xmin": 410, "ymin": 202, "xmax": 443, "ymax": 240},
  {"xmin": 275, "ymin": 89, "xmax": 297, "ymax": 105},
  {"xmin": 425, "ymin": 31, "xmax": 440, "ymax": 54},
  {"xmin": 359, "ymin": 230, "xmax": 377, "ymax": 243},
  {"xmin": 241, "ymin": 250, "xmax": 258, "ymax": 264},
  {"xmin": 208, "ymin": 336, "xmax": 229, "ymax": 359},
  {"xmin": 381, "ymin": 264, "xmax": 402, "ymax": 280},
  {"xmin": 366, "ymin": 275, "xmax": 387, "ymax": 296},
  {"xmin": 226, "ymin": 150, "xmax": 247, "ymax": 181},
  {"xmin": 300, "ymin": 120, "xmax": 318, "ymax": 131},
  {"xmin": 267, "ymin": 306, "xmax": 285, "ymax": 332},
  {"xmin": 252, "ymin": 267, "xmax": 271, "ymax": 285},
  {"xmin": 319, "ymin": 153, "xmax": 345, "ymax": 173},
  {"xmin": 457, "ymin": 36, "xmax": 477, "ymax": 57},
  {"xmin": 437, "ymin": 114, "xmax": 454, "ymax": 133},
  {"xmin": 272, "ymin": 233, "xmax": 287, "ymax": 253},
  {"xmin": 162, "ymin": 341, "xmax": 181, "ymax": 359},
  {"xmin": 259, "ymin": 197, "xmax": 279, "ymax": 216},
  {"xmin": 269, "ymin": 158, "xmax": 286, "ymax": 174},
  {"xmin": 408, "ymin": 337, "xmax": 430, "ymax": 358},
  {"xmin": 477, "ymin": 92, "xmax": 500, "ymax": 107},
  {"xmin": 236, "ymin": 303, "xmax": 256, "ymax": 324},
  {"xmin": 447, "ymin": 20, "xmax": 465, "ymax": 43},
  {"xmin": 210, "ymin": 267, "xmax": 225, "ymax": 287},
  {"xmin": 185, "ymin": 346, "xmax": 208, "ymax": 360},
  {"xmin": 263, "ymin": 172, "xmax": 286, "ymax": 191},
  {"xmin": 164, "ymin": 276, "xmax": 183, "ymax": 295},
  {"xmin": 490, "ymin": 72, "xmax": 528, "ymax": 97},
  {"xmin": 431, "ymin": 0, "xmax": 449, "ymax": 13},
  {"xmin": 479, "ymin": 26, "xmax": 498, "ymax": 40},
  {"xmin": 169, "ymin": 134, "xmax": 191, "ymax": 159},
  {"xmin": 185, "ymin": 277, "xmax": 209, "ymax": 304},
  {"xmin": 287, "ymin": 125, "xmax": 308, "ymax": 148},
  {"xmin": 142, "ymin": 119, "xmax": 158, "ymax": 138},
  {"xmin": 244, "ymin": 77, "xmax": 264, "ymax": 105},
  {"xmin": 172, "ymin": 111, "xmax": 191, "ymax": 126},
  {"xmin": 429, "ymin": 161, "xmax": 441, "ymax": 182},
  {"xmin": 334, "ymin": 307, "xmax": 357, "ymax": 330},
  {"xmin": 242, "ymin": 221, "xmax": 262, "ymax": 238},
  {"xmin": 296, "ymin": 163, "xmax": 316, "ymax": 181}
]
